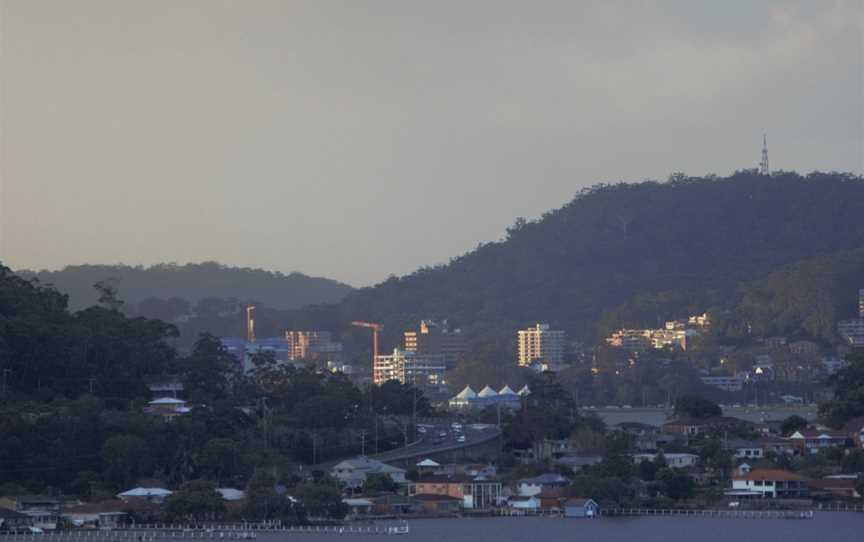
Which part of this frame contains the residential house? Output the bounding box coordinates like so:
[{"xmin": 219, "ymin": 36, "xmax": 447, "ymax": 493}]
[
  {"xmin": 342, "ymin": 498, "xmax": 374, "ymax": 518},
  {"xmin": 0, "ymin": 509, "xmax": 33, "ymax": 533},
  {"xmin": 516, "ymin": 474, "xmax": 570, "ymax": 497},
  {"xmin": 632, "ymin": 453, "xmax": 698, "ymax": 468},
  {"xmin": 14, "ymin": 496, "xmax": 61, "ymax": 530},
  {"xmin": 506, "ymin": 496, "xmax": 541, "ymax": 511},
  {"xmin": 808, "ymin": 478, "xmax": 861, "ymax": 499},
  {"xmin": 788, "ymin": 428, "xmax": 849, "ymax": 454},
  {"xmin": 662, "ymin": 417, "xmax": 751, "ymax": 438},
  {"xmin": 331, "ymin": 457, "xmax": 407, "ymax": 490},
  {"xmin": 758, "ymin": 436, "xmax": 800, "ymax": 456},
  {"xmin": 372, "ymin": 494, "xmax": 415, "ymax": 515},
  {"xmin": 410, "ymin": 474, "xmax": 501, "ymax": 509},
  {"xmin": 564, "ymin": 498, "xmax": 600, "ymax": 518},
  {"xmin": 412, "ymin": 494, "xmax": 462, "ymax": 514},
  {"xmin": 145, "ymin": 398, "xmax": 190, "ymax": 420},
  {"xmin": 730, "ymin": 469, "xmax": 809, "ymax": 498},
  {"xmin": 117, "ymin": 488, "xmax": 172, "ymax": 504},
  {"xmin": 722, "ymin": 439, "xmax": 764, "ymax": 460},
  {"xmin": 61, "ymin": 501, "xmax": 134, "ymax": 529}
]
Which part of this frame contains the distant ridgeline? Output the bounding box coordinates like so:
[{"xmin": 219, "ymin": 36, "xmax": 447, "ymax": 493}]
[
  {"xmin": 17, "ymin": 262, "xmax": 354, "ymax": 312},
  {"xmin": 331, "ymin": 170, "xmax": 864, "ymax": 346}
]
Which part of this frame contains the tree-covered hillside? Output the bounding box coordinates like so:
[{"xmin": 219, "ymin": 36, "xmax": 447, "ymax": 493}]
[
  {"xmin": 337, "ymin": 171, "xmax": 864, "ymax": 345},
  {"xmin": 18, "ymin": 262, "xmax": 353, "ymax": 312}
]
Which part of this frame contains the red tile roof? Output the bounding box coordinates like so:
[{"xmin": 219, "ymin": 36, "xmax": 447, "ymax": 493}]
[{"xmin": 732, "ymin": 469, "xmax": 807, "ymax": 482}]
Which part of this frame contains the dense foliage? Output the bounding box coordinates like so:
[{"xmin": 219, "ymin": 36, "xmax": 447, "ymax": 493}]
[
  {"xmin": 0, "ymin": 267, "xmax": 424, "ymax": 515},
  {"xmin": 336, "ymin": 171, "xmax": 864, "ymax": 345},
  {"xmin": 19, "ymin": 262, "xmax": 353, "ymax": 312}
]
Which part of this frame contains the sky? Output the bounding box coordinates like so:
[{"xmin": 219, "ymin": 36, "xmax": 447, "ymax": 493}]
[{"xmin": 1, "ymin": 1, "xmax": 862, "ymax": 287}]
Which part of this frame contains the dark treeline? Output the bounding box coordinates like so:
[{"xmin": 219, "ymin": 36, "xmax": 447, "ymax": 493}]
[
  {"xmin": 332, "ymin": 171, "xmax": 864, "ymax": 347},
  {"xmin": 18, "ymin": 262, "xmax": 354, "ymax": 312},
  {"xmin": 0, "ymin": 267, "xmax": 426, "ymax": 503}
]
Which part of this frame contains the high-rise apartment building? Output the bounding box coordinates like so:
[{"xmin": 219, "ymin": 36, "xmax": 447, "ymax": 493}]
[
  {"xmin": 374, "ymin": 348, "xmax": 446, "ymax": 388},
  {"xmin": 285, "ymin": 331, "xmax": 343, "ymax": 361},
  {"xmin": 517, "ymin": 323, "xmax": 565, "ymax": 368},
  {"xmin": 403, "ymin": 320, "xmax": 467, "ymax": 369}
]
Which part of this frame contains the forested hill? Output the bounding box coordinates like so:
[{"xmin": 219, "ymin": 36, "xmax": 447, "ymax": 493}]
[
  {"xmin": 18, "ymin": 262, "xmax": 354, "ymax": 312},
  {"xmin": 338, "ymin": 171, "xmax": 864, "ymax": 344}
]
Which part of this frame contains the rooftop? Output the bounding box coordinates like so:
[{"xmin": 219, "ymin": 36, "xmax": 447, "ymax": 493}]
[{"xmin": 732, "ymin": 469, "xmax": 807, "ymax": 482}]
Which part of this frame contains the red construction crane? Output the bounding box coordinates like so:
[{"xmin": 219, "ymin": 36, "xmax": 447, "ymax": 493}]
[{"xmin": 351, "ymin": 321, "xmax": 383, "ymax": 377}]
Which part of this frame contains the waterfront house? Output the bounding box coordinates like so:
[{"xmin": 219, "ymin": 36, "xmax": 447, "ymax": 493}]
[
  {"xmin": 61, "ymin": 501, "xmax": 134, "ymax": 529},
  {"xmin": 516, "ymin": 473, "xmax": 570, "ymax": 496},
  {"xmin": 331, "ymin": 457, "xmax": 407, "ymax": 490},
  {"xmin": 117, "ymin": 487, "xmax": 172, "ymax": 504},
  {"xmin": 342, "ymin": 498, "xmax": 374, "ymax": 518},
  {"xmin": 808, "ymin": 477, "xmax": 861, "ymax": 499},
  {"xmin": 0, "ymin": 509, "xmax": 33, "ymax": 533},
  {"xmin": 730, "ymin": 469, "xmax": 808, "ymax": 498},
  {"xmin": 14, "ymin": 496, "xmax": 61, "ymax": 530},
  {"xmin": 372, "ymin": 494, "xmax": 415, "ymax": 515},
  {"xmin": 788, "ymin": 428, "xmax": 849, "ymax": 454},
  {"xmin": 564, "ymin": 498, "xmax": 600, "ymax": 518},
  {"xmin": 507, "ymin": 496, "xmax": 540, "ymax": 511},
  {"xmin": 409, "ymin": 474, "xmax": 501, "ymax": 509},
  {"xmin": 412, "ymin": 494, "xmax": 462, "ymax": 514}
]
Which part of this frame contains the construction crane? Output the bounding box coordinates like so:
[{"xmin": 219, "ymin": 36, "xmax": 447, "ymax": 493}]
[
  {"xmin": 351, "ymin": 321, "xmax": 383, "ymax": 377},
  {"xmin": 246, "ymin": 305, "xmax": 256, "ymax": 343}
]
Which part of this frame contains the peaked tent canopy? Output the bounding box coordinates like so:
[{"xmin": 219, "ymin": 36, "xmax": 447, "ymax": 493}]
[{"xmin": 478, "ymin": 386, "xmax": 498, "ymax": 398}]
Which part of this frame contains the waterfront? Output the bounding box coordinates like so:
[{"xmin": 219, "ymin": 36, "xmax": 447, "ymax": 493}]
[{"xmin": 257, "ymin": 515, "xmax": 859, "ymax": 542}]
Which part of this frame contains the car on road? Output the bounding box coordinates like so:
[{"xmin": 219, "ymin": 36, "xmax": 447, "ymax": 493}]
[
  {"xmin": 418, "ymin": 426, "xmax": 427, "ymax": 433},
  {"xmin": 456, "ymin": 435, "xmax": 466, "ymax": 443},
  {"xmin": 438, "ymin": 431, "xmax": 447, "ymax": 437}
]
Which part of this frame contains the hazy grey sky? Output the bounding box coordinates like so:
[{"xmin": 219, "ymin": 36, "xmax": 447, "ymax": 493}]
[{"xmin": 2, "ymin": 1, "xmax": 862, "ymax": 287}]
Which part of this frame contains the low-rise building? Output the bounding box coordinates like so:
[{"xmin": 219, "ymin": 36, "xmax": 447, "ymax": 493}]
[
  {"xmin": 331, "ymin": 457, "xmax": 407, "ymax": 490},
  {"xmin": 410, "ymin": 474, "xmax": 501, "ymax": 510},
  {"xmin": 722, "ymin": 439, "xmax": 764, "ymax": 460},
  {"xmin": 730, "ymin": 469, "xmax": 808, "ymax": 498},
  {"xmin": 788, "ymin": 428, "xmax": 849, "ymax": 454},
  {"xmin": 564, "ymin": 498, "xmax": 600, "ymax": 518},
  {"xmin": 700, "ymin": 375, "xmax": 744, "ymax": 392},
  {"xmin": 412, "ymin": 494, "xmax": 462, "ymax": 514},
  {"xmin": 117, "ymin": 488, "xmax": 172, "ymax": 504},
  {"xmin": 632, "ymin": 453, "xmax": 698, "ymax": 468},
  {"xmin": 516, "ymin": 474, "xmax": 570, "ymax": 497}
]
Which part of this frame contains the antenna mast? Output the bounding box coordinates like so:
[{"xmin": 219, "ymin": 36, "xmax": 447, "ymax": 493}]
[{"xmin": 759, "ymin": 134, "xmax": 770, "ymax": 176}]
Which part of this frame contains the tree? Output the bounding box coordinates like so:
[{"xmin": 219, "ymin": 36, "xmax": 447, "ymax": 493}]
[
  {"xmin": 294, "ymin": 483, "xmax": 348, "ymax": 519},
  {"xmin": 659, "ymin": 468, "xmax": 695, "ymax": 500},
  {"xmin": 820, "ymin": 351, "xmax": 864, "ymax": 427},
  {"xmin": 781, "ymin": 415, "xmax": 808, "ymax": 436},
  {"xmin": 198, "ymin": 438, "xmax": 238, "ymax": 485},
  {"xmin": 364, "ymin": 473, "xmax": 397, "ymax": 493},
  {"xmin": 102, "ymin": 435, "xmax": 152, "ymax": 488},
  {"xmin": 180, "ymin": 334, "xmax": 238, "ymax": 403},
  {"xmin": 674, "ymin": 395, "xmax": 721, "ymax": 419},
  {"xmin": 164, "ymin": 480, "xmax": 225, "ymax": 521}
]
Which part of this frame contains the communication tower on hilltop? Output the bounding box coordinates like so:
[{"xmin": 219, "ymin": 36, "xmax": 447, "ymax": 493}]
[{"xmin": 759, "ymin": 134, "xmax": 770, "ymax": 176}]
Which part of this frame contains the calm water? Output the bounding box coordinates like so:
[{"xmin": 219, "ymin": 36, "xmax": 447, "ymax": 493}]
[{"xmin": 264, "ymin": 515, "xmax": 860, "ymax": 542}]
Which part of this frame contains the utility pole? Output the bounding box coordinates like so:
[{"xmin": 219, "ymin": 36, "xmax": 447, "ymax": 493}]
[
  {"xmin": 312, "ymin": 432, "xmax": 317, "ymax": 465},
  {"xmin": 360, "ymin": 430, "xmax": 367, "ymax": 456}
]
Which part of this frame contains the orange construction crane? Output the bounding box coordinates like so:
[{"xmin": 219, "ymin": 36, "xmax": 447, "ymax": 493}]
[{"xmin": 351, "ymin": 321, "xmax": 383, "ymax": 376}]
